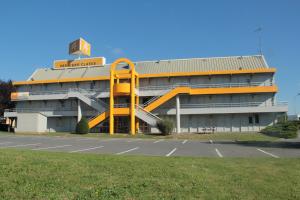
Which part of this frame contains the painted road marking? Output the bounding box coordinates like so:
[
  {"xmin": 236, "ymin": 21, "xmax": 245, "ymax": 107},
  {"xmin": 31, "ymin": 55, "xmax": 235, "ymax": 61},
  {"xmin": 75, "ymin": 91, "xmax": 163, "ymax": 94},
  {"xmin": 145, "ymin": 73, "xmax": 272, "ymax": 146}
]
[
  {"xmin": 154, "ymin": 139, "xmax": 164, "ymax": 143},
  {"xmin": 116, "ymin": 147, "xmax": 139, "ymax": 155},
  {"xmin": 215, "ymin": 148, "xmax": 223, "ymax": 157},
  {"xmin": 127, "ymin": 139, "xmax": 142, "ymax": 142},
  {"xmin": 166, "ymin": 148, "xmax": 177, "ymax": 157},
  {"xmin": 76, "ymin": 138, "xmax": 93, "ymax": 141},
  {"xmin": 182, "ymin": 140, "xmax": 188, "ymax": 144},
  {"xmin": 32, "ymin": 145, "xmax": 72, "ymax": 151},
  {"xmin": 256, "ymin": 148, "xmax": 279, "ymax": 158},
  {"xmin": 0, "ymin": 142, "xmax": 12, "ymax": 145},
  {"xmin": 2, "ymin": 143, "xmax": 41, "ymax": 148},
  {"xmin": 70, "ymin": 146, "xmax": 104, "ymax": 153},
  {"xmin": 209, "ymin": 140, "xmax": 213, "ymax": 144}
]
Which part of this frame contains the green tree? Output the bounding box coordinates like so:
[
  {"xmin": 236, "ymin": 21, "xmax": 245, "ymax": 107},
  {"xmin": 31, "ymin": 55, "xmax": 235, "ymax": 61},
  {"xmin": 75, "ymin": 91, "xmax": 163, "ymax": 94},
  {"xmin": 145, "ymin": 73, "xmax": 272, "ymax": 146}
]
[{"xmin": 0, "ymin": 80, "xmax": 16, "ymax": 116}]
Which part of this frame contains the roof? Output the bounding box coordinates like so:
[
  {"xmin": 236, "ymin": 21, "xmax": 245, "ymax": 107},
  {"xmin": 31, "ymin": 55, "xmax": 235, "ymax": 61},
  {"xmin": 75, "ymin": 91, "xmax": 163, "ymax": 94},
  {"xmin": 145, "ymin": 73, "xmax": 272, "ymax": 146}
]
[{"xmin": 27, "ymin": 55, "xmax": 270, "ymax": 82}]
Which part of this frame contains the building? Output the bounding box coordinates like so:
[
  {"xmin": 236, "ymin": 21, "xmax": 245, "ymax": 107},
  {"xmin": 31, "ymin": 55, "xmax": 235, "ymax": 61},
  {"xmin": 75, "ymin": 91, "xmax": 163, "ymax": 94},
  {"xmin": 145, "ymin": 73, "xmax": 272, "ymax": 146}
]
[{"xmin": 4, "ymin": 55, "xmax": 288, "ymax": 134}]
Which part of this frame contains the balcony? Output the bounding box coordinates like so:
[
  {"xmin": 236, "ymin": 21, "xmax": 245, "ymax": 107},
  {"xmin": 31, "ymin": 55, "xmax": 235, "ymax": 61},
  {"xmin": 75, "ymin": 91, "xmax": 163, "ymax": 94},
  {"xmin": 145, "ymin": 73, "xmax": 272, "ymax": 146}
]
[
  {"xmin": 4, "ymin": 107, "xmax": 97, "ymax": 118},
  {"xmin": 12, "ymin": 81, "xmax": 274, "ymax": 101},
  {"xmin": 4, "ymin": 101, "xmax": 288, "ymax": 118},
  {"xmin": 153, "ymin": 101, "xmax": 288, "ymax": 115}
]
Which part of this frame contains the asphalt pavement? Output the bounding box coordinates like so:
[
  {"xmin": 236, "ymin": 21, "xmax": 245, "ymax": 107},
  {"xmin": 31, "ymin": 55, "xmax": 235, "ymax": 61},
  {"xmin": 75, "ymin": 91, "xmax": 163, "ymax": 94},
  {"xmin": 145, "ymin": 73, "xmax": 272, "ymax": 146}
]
[{"xmin": 0, "ymin": 134, "xmax": 299, "ymax": 158}]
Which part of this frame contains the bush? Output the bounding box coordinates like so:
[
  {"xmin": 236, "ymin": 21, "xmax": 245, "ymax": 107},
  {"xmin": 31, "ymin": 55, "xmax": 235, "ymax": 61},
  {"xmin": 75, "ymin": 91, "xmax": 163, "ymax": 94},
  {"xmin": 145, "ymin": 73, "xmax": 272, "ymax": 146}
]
[
  {"xmin": 75, "ymin": 117, "xmax": 90, "ymax": 134},
  {"xmin": 261, "ymin": 121, "xmax": 299, "ymax": 139},
  {"xmin": 156, "ymin": 118, "xmax": 174, "ymax": 135}
]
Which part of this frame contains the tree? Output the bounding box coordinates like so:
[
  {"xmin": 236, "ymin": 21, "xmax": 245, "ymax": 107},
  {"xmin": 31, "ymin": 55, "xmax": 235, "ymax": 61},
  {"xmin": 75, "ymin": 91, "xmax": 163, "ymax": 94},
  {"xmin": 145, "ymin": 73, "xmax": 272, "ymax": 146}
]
[{"xmin": 0, "ymin": 80, "xmax": 16, "ymax": 116}]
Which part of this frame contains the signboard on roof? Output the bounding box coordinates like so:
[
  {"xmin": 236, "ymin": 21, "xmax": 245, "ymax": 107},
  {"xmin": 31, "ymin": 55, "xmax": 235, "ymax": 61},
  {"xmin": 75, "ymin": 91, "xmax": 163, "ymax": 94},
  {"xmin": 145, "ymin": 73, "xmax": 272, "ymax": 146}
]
[
  {"xmin": 69, "ymin": 38, "xmax": 91, "ymax": 56},
  {"xmin": 53, "ymin": 57, "xmax": 106, "ymax": 68}
]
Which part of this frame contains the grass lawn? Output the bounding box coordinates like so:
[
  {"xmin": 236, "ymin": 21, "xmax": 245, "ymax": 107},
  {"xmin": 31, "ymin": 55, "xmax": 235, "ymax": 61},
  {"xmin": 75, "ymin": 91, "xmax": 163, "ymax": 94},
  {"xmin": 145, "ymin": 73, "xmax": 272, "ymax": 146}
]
[
  {"xmin": 0, "ymin": 131, "xmax": 278, "ymax": 142},
  {"xmin": 0, "ymin": 149, "xmax": 299, "ymax": 200}
]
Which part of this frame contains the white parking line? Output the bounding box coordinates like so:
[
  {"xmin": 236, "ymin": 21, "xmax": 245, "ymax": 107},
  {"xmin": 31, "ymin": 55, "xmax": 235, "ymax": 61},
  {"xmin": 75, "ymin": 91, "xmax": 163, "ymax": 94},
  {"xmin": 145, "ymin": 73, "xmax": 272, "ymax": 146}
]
[
  {"xmin": 116, "ymin": 147, "xmax": 139, "ymax": 155},
  {"xmin": 32, "ymin": 145, "xmax": 72, "ymax": 151},
  {"xmin": 182, "ymin": 140, "xmax": 188, "ymax": 144},
  {"xmin": 166, "ymin": 148, "xmax": 177, "ymax": 157},
  {"xmin": 127, "ymin": 139, "xmax": 142, "ymax": 142},
  {"xmin": 0, "ymin": 142, "xmax": 12, "ymax": 145},
  {"xmin": 70, "ymin": 146, "xmax": 104, "ymax": 153},
  {"xmin": 76, "ymin": 138, "xmax": 93, "ymax": 141},
  {"xmin": 2, "ymin": 143, "xmax": 41, "ymax": 148},
  {"xmin": 215, "ymin": 148, "xmax": 223, "ymax": 157},
  {"xmin": 256, "ymin": 148, "xmax": 279, "ymax": 158},
  {"xmin": 209, "ymin": 140, "xmax": 213, "ymax": 144},
  {"xmin": 154, "ymin": 139, "xmax": 164, "ymax": 143}
]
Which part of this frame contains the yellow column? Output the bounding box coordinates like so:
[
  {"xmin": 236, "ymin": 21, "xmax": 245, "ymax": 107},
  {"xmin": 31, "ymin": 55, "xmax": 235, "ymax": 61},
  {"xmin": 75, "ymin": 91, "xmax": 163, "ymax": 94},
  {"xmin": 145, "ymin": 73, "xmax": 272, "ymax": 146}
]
[
  {"xmin": 135, "ymin": 75, "xmax": 139, "ymax": 134},
  {"xmin": 130, "ymin": 69, "xmax": 136, "ymax": 135},
  {"xmin": 109, "ymin": 70, "xmax": 114, "ymax": 135}
]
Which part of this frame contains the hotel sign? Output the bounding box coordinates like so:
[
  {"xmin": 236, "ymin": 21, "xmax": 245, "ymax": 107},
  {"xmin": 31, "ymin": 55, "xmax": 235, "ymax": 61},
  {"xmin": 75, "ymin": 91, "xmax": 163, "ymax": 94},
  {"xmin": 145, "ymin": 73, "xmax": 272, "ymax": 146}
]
[
  {"xmin": 69, "ymin": 38, "xmax": 91, "ymax": 56},
  {"xmin": 53, "ymin": 57, "xmax": 106, "ymax": 68}
]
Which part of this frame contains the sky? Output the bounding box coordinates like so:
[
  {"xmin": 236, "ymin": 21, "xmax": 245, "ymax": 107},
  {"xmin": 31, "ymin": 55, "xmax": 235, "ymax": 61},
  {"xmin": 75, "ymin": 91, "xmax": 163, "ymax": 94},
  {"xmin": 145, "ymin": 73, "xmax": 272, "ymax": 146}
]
[{"xmin": 0, "ymin": 0, "xmax": 299, "ymax": 113}]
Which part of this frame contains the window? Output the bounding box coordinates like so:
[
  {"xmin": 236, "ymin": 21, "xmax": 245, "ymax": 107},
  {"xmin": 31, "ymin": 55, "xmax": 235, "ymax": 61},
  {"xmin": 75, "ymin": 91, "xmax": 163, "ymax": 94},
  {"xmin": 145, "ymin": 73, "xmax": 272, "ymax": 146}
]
[
  {"xmin": 60, "ymin": 100, "xmax": 65, "ymax": 108},
  {"xmin": 255, "ymin": 114, "xmax": 260, "ymax": 124},
  {"xmin": 248, "ymin": 116, "xmax": 253, "ymax": 124},
  {"xmin": 56, "ymin": 118, "xmax": 63, "ymax": 127},
  {"xmin": 90, "ymin": 81, "xmax": 95, "ymax": 90}
]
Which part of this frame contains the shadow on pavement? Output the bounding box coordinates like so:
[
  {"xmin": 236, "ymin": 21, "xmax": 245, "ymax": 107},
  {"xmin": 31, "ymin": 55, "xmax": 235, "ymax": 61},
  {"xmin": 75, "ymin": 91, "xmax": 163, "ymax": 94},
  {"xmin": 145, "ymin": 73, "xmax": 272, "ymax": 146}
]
[{"xmin": 213, "ymin": 140, "xmax": 300, "ymax": 149}]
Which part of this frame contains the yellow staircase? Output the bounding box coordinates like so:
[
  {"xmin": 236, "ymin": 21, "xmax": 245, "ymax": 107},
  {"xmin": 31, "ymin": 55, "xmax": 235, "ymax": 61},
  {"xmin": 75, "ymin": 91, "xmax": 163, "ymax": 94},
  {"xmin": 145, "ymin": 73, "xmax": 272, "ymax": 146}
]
[
  {"xmin": 144, "ymin": 85, "xmax": 278, "ymax": 112},
  {"xmin": 88, "ymin": 85, "xmax": 278, "ymax": 128}
]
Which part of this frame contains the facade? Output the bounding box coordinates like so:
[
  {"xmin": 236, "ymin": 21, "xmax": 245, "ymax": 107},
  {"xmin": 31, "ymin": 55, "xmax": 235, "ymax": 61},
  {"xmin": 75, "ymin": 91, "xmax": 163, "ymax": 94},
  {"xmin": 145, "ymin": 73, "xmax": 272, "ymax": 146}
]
[{"xmin": 5, "ymin": 55, "xmax": 288, "ymax": 134}]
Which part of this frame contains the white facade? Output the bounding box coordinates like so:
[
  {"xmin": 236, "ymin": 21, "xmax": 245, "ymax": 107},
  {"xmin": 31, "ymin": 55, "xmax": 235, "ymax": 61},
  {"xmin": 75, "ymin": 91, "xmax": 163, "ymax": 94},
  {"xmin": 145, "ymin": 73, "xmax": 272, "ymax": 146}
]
[{"xmin": 5, "ymin": 55, "xmax": 288, "ymax": 133}]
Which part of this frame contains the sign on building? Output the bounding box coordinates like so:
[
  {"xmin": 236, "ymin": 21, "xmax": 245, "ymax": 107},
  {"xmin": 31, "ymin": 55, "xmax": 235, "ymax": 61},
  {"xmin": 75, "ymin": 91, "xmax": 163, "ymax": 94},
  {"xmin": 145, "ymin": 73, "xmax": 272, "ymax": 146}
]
[
  {"xmin": 53, "ymin": 57, "xmax": 106, "ymax": 68},
  {"xmin": 69, "ymin": 38, "xmax": 91, "ymax": 57}
]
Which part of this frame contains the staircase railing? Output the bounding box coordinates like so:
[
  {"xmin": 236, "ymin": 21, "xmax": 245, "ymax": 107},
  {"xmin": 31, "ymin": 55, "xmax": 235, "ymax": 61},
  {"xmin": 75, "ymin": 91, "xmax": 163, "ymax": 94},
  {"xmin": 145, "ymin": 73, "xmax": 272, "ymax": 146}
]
[{"xmin": 136, "ymin": 105, "xmax": 161, "ymax": 121}]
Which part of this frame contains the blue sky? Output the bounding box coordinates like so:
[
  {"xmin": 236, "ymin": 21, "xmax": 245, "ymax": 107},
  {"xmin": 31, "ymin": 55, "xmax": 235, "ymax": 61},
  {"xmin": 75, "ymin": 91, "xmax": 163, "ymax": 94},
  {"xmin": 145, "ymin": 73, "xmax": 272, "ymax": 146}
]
[{"xmin": 0, "ymin": 0, "xmax": 299, "ymax": 113}]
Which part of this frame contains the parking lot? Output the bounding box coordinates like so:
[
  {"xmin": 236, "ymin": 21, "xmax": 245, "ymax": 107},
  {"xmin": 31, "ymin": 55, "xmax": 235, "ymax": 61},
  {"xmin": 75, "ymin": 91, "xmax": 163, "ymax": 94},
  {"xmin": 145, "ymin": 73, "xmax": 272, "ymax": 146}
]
[{"xmin": 0, "ymin": 134, "xmax": 299, "ymax": 158}]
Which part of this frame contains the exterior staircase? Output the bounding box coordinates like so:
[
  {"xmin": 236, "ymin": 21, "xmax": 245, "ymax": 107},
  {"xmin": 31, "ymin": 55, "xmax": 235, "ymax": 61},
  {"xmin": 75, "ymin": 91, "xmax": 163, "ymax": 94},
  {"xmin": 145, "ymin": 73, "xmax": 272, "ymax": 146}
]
[
  {"xmin": 135, "ymin": 105, "xmax": 161, "ymax": 126},
  {"xmin": 67, "ymin": 89, "xmax": 107, "ymax": 112}
]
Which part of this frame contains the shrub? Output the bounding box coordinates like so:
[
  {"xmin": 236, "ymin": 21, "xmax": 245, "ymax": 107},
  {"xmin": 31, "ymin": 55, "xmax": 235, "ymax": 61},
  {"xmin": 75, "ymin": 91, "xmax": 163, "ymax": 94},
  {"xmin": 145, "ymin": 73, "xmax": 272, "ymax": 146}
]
[
  {"xmin": 75, "ymin": 117, "xmax": 90, "ymax": 134},
  {"xmin": 261, "ymin": 121, "xmax": 299, "ymax": 139},
  {"xmin": 156, "ymin": 118, "xmax": 174, "ymax": 135}
]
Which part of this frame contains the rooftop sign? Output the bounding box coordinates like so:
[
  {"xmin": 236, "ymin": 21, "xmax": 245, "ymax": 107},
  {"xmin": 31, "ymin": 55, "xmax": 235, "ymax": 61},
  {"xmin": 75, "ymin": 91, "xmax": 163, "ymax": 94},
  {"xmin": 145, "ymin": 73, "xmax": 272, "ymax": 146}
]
[
  {"xmin": 69, "ymin": 38, "xmax": 91, "ymax": 57},
  {"xmin": 53, "ymin": 57, "xmax": 106, "ymax": 68}
]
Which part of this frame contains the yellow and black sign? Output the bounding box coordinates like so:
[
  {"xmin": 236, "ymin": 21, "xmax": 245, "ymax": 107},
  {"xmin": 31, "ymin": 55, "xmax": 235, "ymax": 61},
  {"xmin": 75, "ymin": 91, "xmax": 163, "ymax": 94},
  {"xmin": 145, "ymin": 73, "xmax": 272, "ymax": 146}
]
[
  {"xmin": 53, "ymin": 57, "xmax": 106, "ymax": 68},
  {"xmin": 69, "ymin": 38, "xmax": 91, "ymax": 56}
]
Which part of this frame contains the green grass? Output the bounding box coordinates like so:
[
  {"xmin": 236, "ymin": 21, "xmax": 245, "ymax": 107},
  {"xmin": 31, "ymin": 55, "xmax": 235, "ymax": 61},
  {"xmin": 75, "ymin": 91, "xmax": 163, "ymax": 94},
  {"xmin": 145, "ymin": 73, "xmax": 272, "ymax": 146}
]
[
  {"xmin": 0, "ymin": 149, "xmax": 299, "ymax": 200},
  {"xmin": 0, "ymin": 131, "xmax": 278, "ymax": 142}
]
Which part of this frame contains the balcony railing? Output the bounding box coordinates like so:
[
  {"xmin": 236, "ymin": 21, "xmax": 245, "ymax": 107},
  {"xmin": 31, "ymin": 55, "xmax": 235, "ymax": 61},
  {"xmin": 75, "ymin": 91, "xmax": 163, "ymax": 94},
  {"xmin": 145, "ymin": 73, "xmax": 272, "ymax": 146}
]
[
  {"xmin": 179, "ymin": 101, "xmax": 288, "ymax": 109},
  {"xmin": 4, "ymin": 101, "xmax": 287, "ymax": 114},
  {"xmin": 138, "ymin": 81, "xmax": 272, "ymax": 91},
  {"xmin": 4, "ymin": 107, "xmax": 78, "ymax": 113},
  {"xmin": 15, "ymin": 81, "xmax": 273, "ymax": 98}
]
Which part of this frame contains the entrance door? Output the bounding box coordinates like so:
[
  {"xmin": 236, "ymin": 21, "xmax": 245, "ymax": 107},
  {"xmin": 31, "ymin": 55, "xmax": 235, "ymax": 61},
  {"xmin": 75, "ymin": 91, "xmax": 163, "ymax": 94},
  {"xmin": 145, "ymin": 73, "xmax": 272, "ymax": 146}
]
[{"xmin": 114, "ymin": 116, "xmax": 129, "ymax": 133}]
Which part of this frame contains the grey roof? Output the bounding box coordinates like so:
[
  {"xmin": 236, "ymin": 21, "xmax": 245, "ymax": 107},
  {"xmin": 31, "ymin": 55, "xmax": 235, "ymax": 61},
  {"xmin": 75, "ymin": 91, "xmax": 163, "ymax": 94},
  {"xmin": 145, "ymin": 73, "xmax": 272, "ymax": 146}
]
[{"xmin": 28, "ymin": 55, "xmax": 269, "ymax": 81}]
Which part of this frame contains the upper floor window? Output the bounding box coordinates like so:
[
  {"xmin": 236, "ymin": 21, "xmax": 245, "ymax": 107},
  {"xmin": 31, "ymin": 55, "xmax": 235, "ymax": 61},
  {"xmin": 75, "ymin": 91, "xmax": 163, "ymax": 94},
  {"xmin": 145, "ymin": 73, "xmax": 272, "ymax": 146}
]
[
  {"xmin": 255, "ymin": 114, "xmax": 260, "ymax": 124},
  {"xmin": 248, "ymin": 116, "xmax": 253, "ymax": 124},
  {"xmin": 90, "ymin": 81, "xmax": 95, "ymax": 90}
]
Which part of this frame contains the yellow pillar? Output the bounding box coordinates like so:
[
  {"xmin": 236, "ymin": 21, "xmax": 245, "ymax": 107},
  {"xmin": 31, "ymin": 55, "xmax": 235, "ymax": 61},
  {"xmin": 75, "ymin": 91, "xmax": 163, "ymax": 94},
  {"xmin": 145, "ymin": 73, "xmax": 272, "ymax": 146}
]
[
  {"xmin": 135, "ymin": 75, "xmax": 139, "ymax": 133},
  {"xmin": 130, "ymin": 69, "xmax": 136, "ymax": 135},
  {"xmin": 109, "ymin": 70, "xmax": 114, "ymax": 135},
  {"xmin": 110, "ymin": 58, "xmax": 136, "ymax": 135}
]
